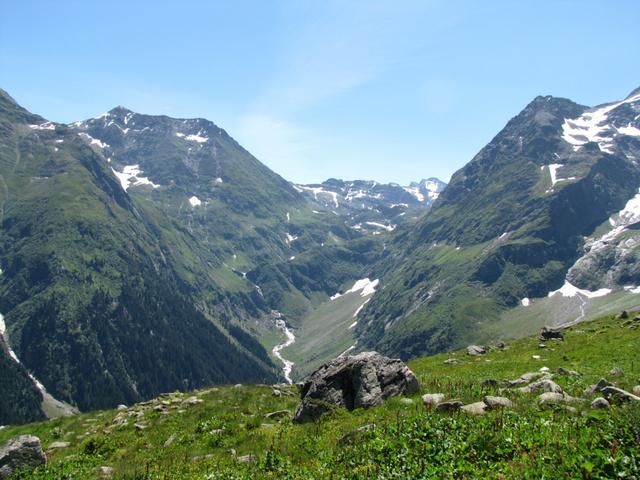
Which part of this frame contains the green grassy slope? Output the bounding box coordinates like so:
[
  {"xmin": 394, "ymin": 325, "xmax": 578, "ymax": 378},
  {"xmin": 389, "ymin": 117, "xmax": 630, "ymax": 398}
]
[{"xmin": 1, "ymin": 311, "xmax": 638, "ymax": 479}]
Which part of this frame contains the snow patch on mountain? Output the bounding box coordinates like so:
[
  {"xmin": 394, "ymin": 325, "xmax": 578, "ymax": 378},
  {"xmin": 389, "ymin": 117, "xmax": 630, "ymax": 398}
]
[
  {"xmin": 403, "ymin": 185, "xmax": 425, "ymax": 202},
  {"xmin": 365, "ymin": 221, "xmax": 396, "ymax": 232},
  {"xmin": 285, "ymin": 233, "xmax": 298, "ymax": 243},
  {"xmin": 561, "ymin": 92, "xmax": 640, "ymax": 153},
  {"xmin": 0, "ymin": 313, "xmax": 48, "ymax": 394},
  {"xmin": 347, "ymin": 278, "xmax": 379, "ymax": 297},
  {"xmin": 617, "ymin": 124, "xmax": 640, "ymax": 137},
  {"xmin": 548, "ymin": 164, "xmax": 563, "ymax": 186},
  {"xmin": 79, "ymin": 132, "xmax": 109, "ymax": 149},
  {"xmin": 547, "ymin": 280, "xmax": 611, "ymax": 299},
  {"xmin": 353, "ymin": 299, "xmax": 371, "ymax": 317},
  {"xmin": 295, "ymin": 185, "xmax": 339, "ymax": 208},
  {"xmin": 112, "ymin": 165, "xmax": 160, "ymax": 191},
  {"xmin": 29, "ymin": 122, "xmax": 55, "ymax": 131},
  {"xmin": 330, "ymin": 277, "xmax": 379, "ymax": 302},
  {"xmin": 176, "ymin": 131, "xmax": 209, "ymax": 143}
]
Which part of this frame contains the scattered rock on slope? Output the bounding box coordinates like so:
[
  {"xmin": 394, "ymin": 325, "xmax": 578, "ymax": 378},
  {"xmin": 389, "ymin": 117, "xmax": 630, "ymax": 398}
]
[
  {"xmin": 0, "ymin": 435, "xmax": 46, "ymax": 479},
  {"xmin": 591, "ymin": 397, "xmax": 610, "ymax": 409},
  {"xmin": 422, "ymin": 393, "xmax": 445, "ymax": 407},
  {"xmin": 293, "ymin": 352, "xmax": 420, "ymax": 423},
  {"xmin": 467, "ymin": 345, "xmax": 486, "ymax": 356},
  {"xmin": 539, "ymin": 327, "xmax": 564, "ymax": 341}
]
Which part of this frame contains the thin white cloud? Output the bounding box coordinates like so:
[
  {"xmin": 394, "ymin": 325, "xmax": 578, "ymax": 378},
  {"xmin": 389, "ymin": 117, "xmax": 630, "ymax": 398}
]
[
  {"xmin": 235, "ymin": 113, "xmax": 312, "ymax": 178},
  {"xmin": 254, "ymin": 1, "xmax": 433, "ymax": 114},
  {"xmin": 237, "ymin": 1, "xmax": 440, "ymax": 181}
]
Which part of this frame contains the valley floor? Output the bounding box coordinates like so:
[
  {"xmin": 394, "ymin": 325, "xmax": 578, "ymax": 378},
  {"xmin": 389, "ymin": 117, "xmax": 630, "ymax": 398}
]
[{"xmin": 1, "ymin": 312, "xmax": 639, "ymax": 479}]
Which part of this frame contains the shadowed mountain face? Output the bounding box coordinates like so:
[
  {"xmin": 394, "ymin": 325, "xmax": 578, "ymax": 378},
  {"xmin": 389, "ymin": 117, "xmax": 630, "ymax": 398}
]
[{"xmin": 356, "ymin": 88, "xmax": 640, "ymax": 359}]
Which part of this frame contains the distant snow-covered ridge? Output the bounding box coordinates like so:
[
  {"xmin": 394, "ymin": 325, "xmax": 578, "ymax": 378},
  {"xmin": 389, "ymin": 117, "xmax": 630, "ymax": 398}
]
[{"xmin": 293, "ymin": 177, "xmax": 446, "ymax": 233}]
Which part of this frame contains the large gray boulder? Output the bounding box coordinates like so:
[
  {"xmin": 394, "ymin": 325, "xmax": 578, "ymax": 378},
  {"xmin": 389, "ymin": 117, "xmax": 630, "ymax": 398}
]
[
  {"xmin": 293, "ymin": 352, "xmax": 420, "ymax": 423},
  {"xmin": 0, "ymin": 435, "xmax": 46, "ymax": 479}
]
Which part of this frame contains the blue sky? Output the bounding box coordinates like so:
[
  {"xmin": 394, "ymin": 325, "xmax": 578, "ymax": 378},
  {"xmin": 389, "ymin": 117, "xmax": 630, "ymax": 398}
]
[{"xmin": 2, "ymin": 1, "xmax": 639, "ymax": 184}]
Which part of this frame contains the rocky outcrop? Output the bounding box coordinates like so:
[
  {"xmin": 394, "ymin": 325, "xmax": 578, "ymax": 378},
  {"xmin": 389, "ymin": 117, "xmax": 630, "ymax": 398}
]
[
  {"xmin": 0, "ymin": 435, "xmax": 46, "ymax": 479},
  {"xmin": 293, "ymin": 352, "xmax": 420, "ymax": 423}
]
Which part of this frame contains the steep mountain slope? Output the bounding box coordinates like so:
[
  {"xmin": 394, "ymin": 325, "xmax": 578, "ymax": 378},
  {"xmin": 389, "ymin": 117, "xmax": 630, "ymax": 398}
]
[
  {"xmin": 0, "ymin": 90, "xmax": 397, "ymax": 424},
  {"xmin": 68, "ymin": 107, "xmax": 381, "ymax": 326},
  {"xmin": 356, "ymin": 88, "xmax": 640, "ymax": 359},
  {"xmin": 0, "ymin": 91, "xmax": 288, "ymax": 423},
  {"xmin": 295, "ymin": 177, "xmax": 445, "ymax": 233}
]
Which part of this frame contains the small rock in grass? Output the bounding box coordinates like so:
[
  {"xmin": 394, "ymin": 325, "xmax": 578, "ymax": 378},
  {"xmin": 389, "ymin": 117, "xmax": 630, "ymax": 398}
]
[
  {"xmin": 591, "ymin": 397, "xmax": 610, "ymax": 409},
  {"xmin": 537, "ymin": 392, "xmax": 567, "ymax": 406},
  {"xmin": 483, "ymin": 396, "xmax": 513, "ymax": 409},
  {"xmin": 461, "ymin": 402, "xmax": 487, "ymax": 415},
  {"xmin": 610, "ymin": 367, "xmax": 623, "ymax": 376},
  {"xmin": 538, "ymin": 343, "xmax": 547, "ymax": 349},
  {"xmin": 421, "ymin": 393, "xmax": 445, "ymax": 407},
  {"xmin": 435, "ymin": 400, "xmax": 463, "ymax": 412},
  {"xmin": 233, "ymin": 384, "xmax": 243, "ymax": 389},
  {"xmin": 48, "ymin": 441, "xmax": 70, "ymax": 449},
  {"xmin": 99, "ymin": 466, "xmax": 114, "ymax": 476},
  {"xmin": 444, "ymin": 358, "xmax": 461, "ymax": 365},
  {"xmin": 467, "ymin": 345, "xmax": 486, "ymax": 356},
  {"xmin": 134, "ymin": 423, "xmax": 147, "ymax": 431},
  {"xmin": 264, "ymin": 410, "xmax": 290, "ymax": 419},
  {"xmin": 520, "ymin": 379, "xmax": 563, "ymax": 394},
  {"xmin": 272, "ymin": 389, "xmax": 282, "ymax": 397},
  {"xmin": 532, "ymin": 355, "xmax": 541, "ymax": 360},
  {"xmin": 183, "ymin": 396, "xmax": 203, "ymax": 406},
  {"xmin": 400, "ymin": 398, "xmax": 414, "ymax": 405},
  {"xmin": 237, "ymin": 454, "xmax": 257, "ymax": 463},
  {"xmin": 116, "ymin": 405, "xmax": 127, "ymax": 411},
  {"xmin": 163, "ymin": 433, "xmax": 177, "ymax": 448},
  {"xmin": 228, "ymin": 448, "xmax": 237, "ymax": 456},
  {"xmin": 633, "ymin": 386, "xmax": 640, "ymax": 396},
  {"xmin": 556, "ymin": 367, "xmax": 580, "ymax": 377}
]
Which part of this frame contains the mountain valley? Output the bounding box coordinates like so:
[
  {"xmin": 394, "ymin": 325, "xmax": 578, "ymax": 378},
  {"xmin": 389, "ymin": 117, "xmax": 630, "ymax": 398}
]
[{"xmin": 2, "ymin": 85, "xmax": 640, "ymax": 429}]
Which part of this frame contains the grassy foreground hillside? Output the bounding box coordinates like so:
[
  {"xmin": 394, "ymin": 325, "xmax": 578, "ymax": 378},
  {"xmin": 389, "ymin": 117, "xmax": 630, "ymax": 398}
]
[{"xmin": 1, "ymin": 312, "xmax": 639, "ymax": 479}]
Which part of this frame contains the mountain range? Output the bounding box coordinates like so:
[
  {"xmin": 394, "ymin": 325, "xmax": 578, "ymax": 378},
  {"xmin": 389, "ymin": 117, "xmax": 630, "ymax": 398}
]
[{"xmin": 1, "ymin": 85, "xmax": 639, "ymax": 426}]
